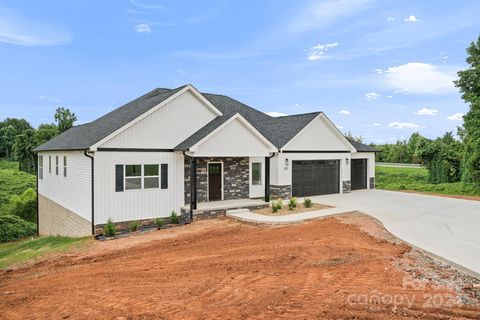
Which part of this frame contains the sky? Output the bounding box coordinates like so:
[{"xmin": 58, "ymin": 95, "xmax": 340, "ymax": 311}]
[{"xmin": 0, "ymin": 0, "xmax": 479, "ymax": 143}]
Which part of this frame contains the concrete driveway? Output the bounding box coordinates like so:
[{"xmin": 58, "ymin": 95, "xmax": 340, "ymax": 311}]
[{"xmin": 310, "ymin": 189, "xmax": 480, "ymax": 277}]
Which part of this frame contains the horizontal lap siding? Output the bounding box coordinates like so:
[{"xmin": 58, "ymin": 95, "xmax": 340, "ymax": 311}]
[
  {"xmin": 38, "ymin": 151, "xmax": 91, "ymax": 222},
  {"xmin": 94, "ymin": 151, "xmax": 184, "ymax": 224}
]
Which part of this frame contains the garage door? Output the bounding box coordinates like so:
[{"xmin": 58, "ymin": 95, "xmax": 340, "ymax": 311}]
[
  {"xmin": 351, "ymin": 159, "xmax": 367, "ymax": 190},
  {"xmin": 292, "ymin": 160, "xmax": 340, "ymax": 197}
]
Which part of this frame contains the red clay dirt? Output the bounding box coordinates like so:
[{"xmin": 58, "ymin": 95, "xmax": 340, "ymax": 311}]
[{"xmin": 1, "ymin": 214, "xmax": 479, "ymax": 319}]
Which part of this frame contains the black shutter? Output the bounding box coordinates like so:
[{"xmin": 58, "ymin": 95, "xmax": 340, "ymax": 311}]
[
  {"xmin": 115, "ymin": 165, "xmax": 124, "ymax": 192},
  {"xmin": 161, "ymin": 164, "xmax": 168, "ymax": 189}
]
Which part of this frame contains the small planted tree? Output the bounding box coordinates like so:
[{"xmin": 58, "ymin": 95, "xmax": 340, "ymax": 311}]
[
  {"xmin": 271, "ymin": 199, "xmax": 283, "ymax": 213},
  {"xmin": 288, "ymin": 197, "xmax": 297, "ymax": 210},
  {"xmin": 303, "ymin": 198, "xmax": 312, "ymax": 208},
  {"xmin": 129, "ymin": 221, "xmax": 140, "ymax": 232},
  {"xmin": 104, "ymin": 218, "xmax": 116, "ymax": 237},
  {"xmin": 155, "ymin": 218, "xmax": 164, "ymax": 229},
  {"xmin": 170, "ymin": 211, "xmax": 179, "ymax": 224}
]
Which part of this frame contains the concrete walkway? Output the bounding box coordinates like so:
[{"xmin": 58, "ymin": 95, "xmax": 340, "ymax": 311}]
[{"xmin": 227, "ymin": 189, "xmax": 480, "ymax": 278}]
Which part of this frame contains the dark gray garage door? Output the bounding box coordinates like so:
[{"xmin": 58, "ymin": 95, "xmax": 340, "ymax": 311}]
[
  {"xmin": 292, "ymin": 160, "xmax": 340, "ymax": 197},
  {"xmin": 351, "ymin": 159, "xmax": 367, "ymax": 190}
]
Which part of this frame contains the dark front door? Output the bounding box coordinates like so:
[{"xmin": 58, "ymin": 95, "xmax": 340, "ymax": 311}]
[
  {"xmin": 351, "ymin": 159, "xmax": 367, "ymax": 190},
  {"xmin": 292, "ymin": 160, "xmax": 340, "ymax": 197},
  {"xmin": 208, "ymin": 163, "xmax": 222, "ymax": 201}
]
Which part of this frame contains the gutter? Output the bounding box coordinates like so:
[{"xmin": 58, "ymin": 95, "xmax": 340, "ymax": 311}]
[{"xmin": 83, "ymin": 150, "xmax": 95, "ymax": 235}]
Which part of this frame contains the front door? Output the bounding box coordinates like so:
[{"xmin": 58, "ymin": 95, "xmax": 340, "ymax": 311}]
[{"xmin": 208, "ymin": 163, "xmax": 222, "ymax": 201}]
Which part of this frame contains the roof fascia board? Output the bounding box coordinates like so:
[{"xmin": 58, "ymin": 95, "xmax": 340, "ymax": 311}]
[
  {"xmin": 189, "ymin": 113, "xmax": 277, "ymax": 153},
  {"xmin": 89, "ymin": 85, "xmax": 222, "ymax": 151}
]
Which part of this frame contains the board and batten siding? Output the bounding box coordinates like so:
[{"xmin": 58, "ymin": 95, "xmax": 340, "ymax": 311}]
[
  {"xmin": 99, "ymin": 90, "xmax": 218, "ymax": 149},
  {"xmin": 351, "ymin": 152, "xmax": 376, "ymax": 189},
  {"xmin": 38, "ymin": 151, "xmax": 92, "ymax": 222},
  {"xmin": 282, "ymin": 116, "xmax": 352, "ymax": 152},
  {"xmin": 192, "ymin": 118, "xmax": 274, "ymax": 157},
  {"xmin": 94, "ymin": 151, "xmax": 184, "ymax": 225}
]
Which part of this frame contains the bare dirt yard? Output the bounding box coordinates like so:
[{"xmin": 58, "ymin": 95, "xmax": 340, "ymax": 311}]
[{"xmin": 1, "ymin": 213, "xmax": 479, "ymax": 319}]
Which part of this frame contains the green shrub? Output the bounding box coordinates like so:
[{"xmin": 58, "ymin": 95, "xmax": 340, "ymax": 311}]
[
  {"xmin": 129, "ymin": 221, "xmax": 140, "ymax": 232},
  {"xmin": 288, "ymin": 197, "xmax": 297, "ymax": 210},
  {"xmin": 0, "ymin": 164, "xmax": 35, "ymax": 211},
  {"xmin": 170, "ymin": 211, "xmax": 179, "ymax": 224},
  {"xmin": 271, "ymin": 199, "xmax": 283, "ymax": 213},
  {"xmin": 303, "ymin": 198, "xmax": 313, "ymax": 208},
  {"xmin": 155, "ymin": 217, "xmax": 164, "ymax": 229},
  {"xmin": 0, "ymin": 215, "xmax": 36, "ymax": 243},
  {"xmin": 6, "ymin": 188, "xmax": 37, "ymax": 222},
  {"xmin": 104, "ymin": 218, "xmax": 116, "ymax": 237}
]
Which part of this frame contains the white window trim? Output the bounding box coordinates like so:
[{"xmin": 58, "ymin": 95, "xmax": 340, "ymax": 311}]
[
  {"xmin": 123, "ymin": 164, "xmax": 161, "ymax": 192},
  {"xmin": 55, "ymin": 156, "xmax": 59, "ymax": 176},
  {"xmin": 251, "ymin": 162, "xmax": 262, "ymax": 186},
  {"xmin": 38, "ymin": 155, "xmax": 43, "ymax": 180},
  {"xmin": 63, "ymin": 156, "xmax": 67, "ymax": 178},
  {"xmin": 206, "ymin": 161, "xmax": 224, "ymax": 202}
]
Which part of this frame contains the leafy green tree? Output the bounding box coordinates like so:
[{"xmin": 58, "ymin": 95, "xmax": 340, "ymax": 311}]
[
  {"xmin": 0, "ymin": 118, "xmax": 32, "ymax": 159},
  {"xmin": 5, "ymin": 188, "xmax": 37, "ymax": 223},
  {"xmin": 13, "ymin": 129, "xmax": 37, "ymax": 173},
  {"xmin": 54, "ymin": 107, "xmax": 77, "ymax": 133},
  {"xmin": 345, "ymin": 131, "xmax": 364, "ymax": 143},
  {"xmin": 454, "ymin": 35, "xmax": 480, "ymax": 185}
]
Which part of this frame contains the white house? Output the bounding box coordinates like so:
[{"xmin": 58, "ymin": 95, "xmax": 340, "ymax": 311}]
[{"xmin": 34, "ymin": 84, "xmax": 377, "ymax": 237}]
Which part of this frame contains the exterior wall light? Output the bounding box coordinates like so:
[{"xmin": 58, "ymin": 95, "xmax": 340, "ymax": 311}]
[
  {"xmin": 285, "ymin": 158, "xmax": 289, "ymax": 167},
  {"xmin": 346, "ymin": 158, "xmax": 349, "ymax": 165}
]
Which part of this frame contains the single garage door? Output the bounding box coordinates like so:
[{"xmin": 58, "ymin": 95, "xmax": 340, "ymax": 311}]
[
  {"xmin": 292, "ymin": 160, "xmax": 340, "ymax": 197},
  {"xmin": 351, "ymin": 159, "xmax": 367, "ymax": 190}
]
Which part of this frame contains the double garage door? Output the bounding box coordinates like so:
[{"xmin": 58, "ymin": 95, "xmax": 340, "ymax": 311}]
[{"xmin": 292, "ymin": 160, "xmax": 340, "ymax": 197}]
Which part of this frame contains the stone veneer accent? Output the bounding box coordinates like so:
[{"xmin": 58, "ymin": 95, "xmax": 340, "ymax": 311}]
[
  {"xmin": 369, "ymin": 177, "xmax": 375, "ymax": 189},
  {"xmin": 39, "ymin": 194, "xmax": 91, "ymax": 237},
  {"xmin": 343, "ymin": 180, "xmax": 351, "ymax": 193},
  {"xmin": 184, "ymin": 157, "xmax": 249, "ymax": 203},
  {"xmin": 269, "ymin": 185, "xmax": 291, "ymax": 200},
  {"xmin": 180, "ymin": 203, "xmax": 268, "ymax": 221}
]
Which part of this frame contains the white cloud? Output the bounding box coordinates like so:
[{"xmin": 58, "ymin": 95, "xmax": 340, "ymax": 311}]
[
  {"xmin": 336, "ymin": 125, "xmax": 343, "ymax": 129},
  {"xmin": 404, "ymin": 15, "xmax": 418, "ymax": 22},
  {"xmin": 372, "ymin": 123, "xmax": 381, "ymax": 127},
  {"xmin": 374, "ymin": 68, "xmax": 383, "ymax": 74},
  {"xmin": 414, "ymin": 108, "xmax": 439, "ymax": 116},
  {"xmin": 308, "ymin": 42, "xmax": 338, "ymax": 60},
  {"xmin": 383, "ymin": 62, "xmax": 455, "ymax": 94},
  {"xmin": 135, "ymin": 24, "xmax": 151, "ymax": 33},
  {"xmin": 387, "ymin": 17, "xmax": 396, "ymax": 21},
  {"xmin": 388, "ymin": 122, "xmax": 421, "ymax": 129},
  {"xmin": 0, "ymin": 5, "xmax": 71, "ymax": 46},
  {"xmin": 130, "ymin": 0, "xmax": 163, "ymax": 9},
  {"xmin": 339, "ymin": 109, "xmax": 350, "ymax": 115},
  {"xmin": 447, "ymin": 113, "xmax": 464, "ymax": 121},
  {"xmin": 266, "ymin": 112, "xmax": 288, "ymax": 117},
  {"xmin": 365, "ymin": 92, "xmax": 380, "ymax": 100},
  {"xmin": 38, "ymin": 95, "xmax": 60, "ymax": 103}
]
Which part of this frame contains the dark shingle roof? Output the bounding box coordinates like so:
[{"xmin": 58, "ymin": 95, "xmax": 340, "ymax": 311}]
[
  {"xmin": 346, "ymin": 137, "xmax": 379, "ymax": 152},
  {"xmin": 34, "ymin": 85, "xmax": 376, "ymax": 153},
  {"xmin": 34, "ymin": 86, "xmax": 186, "ymax": 151}
]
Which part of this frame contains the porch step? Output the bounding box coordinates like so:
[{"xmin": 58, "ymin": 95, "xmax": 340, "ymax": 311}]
[{"xmin": 226, "ymin": 208, "xmax": 251, "ymax": 216}]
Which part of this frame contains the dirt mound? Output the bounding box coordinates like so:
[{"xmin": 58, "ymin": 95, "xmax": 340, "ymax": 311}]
[{"xmin": 1, "ymin": 214, "xmax": 479, "ymax": 319}]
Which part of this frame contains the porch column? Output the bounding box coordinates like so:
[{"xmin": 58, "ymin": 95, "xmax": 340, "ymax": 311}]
[
  {"xmin": 264, "ymin": 156, "xmax": 270, "ymax": 202},
  {"xmin": 189, "ymin": 157, "xmax": 197, "ymax": 220}
]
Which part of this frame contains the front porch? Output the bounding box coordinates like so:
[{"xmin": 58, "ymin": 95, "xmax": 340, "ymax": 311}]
[{"xmin": 181, "ymin": 198, "xmax": 269, "ymax": 220}]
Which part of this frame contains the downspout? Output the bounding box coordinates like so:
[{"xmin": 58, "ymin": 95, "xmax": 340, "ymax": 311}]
[
  {"xmin": 84, "ymin": 149, "xmax": 95, "ymax": 235},
  {"xmin": 264, "ymin": 152, "xmax": 276, "ymax": 202},
  {"xmin": 35, "ymin": 153, "xmax": 39, "ymax": 236}
]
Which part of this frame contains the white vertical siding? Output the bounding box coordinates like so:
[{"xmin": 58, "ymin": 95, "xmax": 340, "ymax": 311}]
[
  {"xmin": 351, "ymin": 152, "xmax": 376, "ymax": 189},
  {"xmin": 94, "ymin": 151, "xmax": 184, "ymax": 224},
  {"xmin": 193, "ymin": 118, "xmax": 273, "ymax": 157},
  {"xmin": 100, "ymin": 91, "xmax": 218, "ymax": 149},
  {"xmin": 249, "ymin": 156, "xmax": 265, "ymax": 198},
  {"xmin": 271, "ymin": 152, "xmax": 351, "ymax": 193},
  {"xmin": 282, "ymin": 116, "xmax": 352, "ymax": 151},
  {"xmin": 38, "ymin": 151, "xmax": 92, "ymax": 222}
]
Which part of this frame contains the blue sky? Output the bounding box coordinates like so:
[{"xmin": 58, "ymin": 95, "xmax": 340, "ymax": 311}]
[{"xmin": 0, "ymin": 0, "xmax": 479, "ymax": 143}]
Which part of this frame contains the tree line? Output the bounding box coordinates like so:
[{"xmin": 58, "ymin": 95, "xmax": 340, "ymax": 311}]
[{"xmin": 0, "ymin": 108, "xmax": 77, "ymax": 173}]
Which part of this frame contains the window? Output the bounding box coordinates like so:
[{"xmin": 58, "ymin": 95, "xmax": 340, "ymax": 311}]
[
  {"xmin": 125, "ymin": 165, "xmax": 142, "ymax": 190},
  {"xmin": 49, "ymin": 156, "xmax": 51, "ymax": 174},
  {"xmin": 38, "ymin": 155, "xmax": 43, "ymax": 180},
  {"xmin": 252, "ymin": 162, "xmax": 262, "ymax": 185},
  {"xmin": 55, "ymin": 156, "xmax": 59, "ymax": 175},
  {"xmin": 63, "ymin": 156, "xmax": 67, "ymax": 177},
  {"xmin": 144, "ymin": 164, "xmax": 159, "ymax": 189}
]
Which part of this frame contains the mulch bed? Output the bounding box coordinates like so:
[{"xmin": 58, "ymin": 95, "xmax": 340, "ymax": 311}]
[{"xmin": 252, "ymin": 202, "xmax": 332, "ymax": 216}]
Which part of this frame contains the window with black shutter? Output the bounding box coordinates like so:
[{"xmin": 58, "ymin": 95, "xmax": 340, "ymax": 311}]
[
  {"xmin": 115, "ymin": 165, "xmax": 124, "ymax": 192},
  {"xmin": 161, "ymin": 164, "xmax": 168, "ymax": 189}
]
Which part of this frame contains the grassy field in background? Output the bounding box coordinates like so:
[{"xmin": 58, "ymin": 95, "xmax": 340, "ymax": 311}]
[
  {"xmin": 0, "ymin": 160, "xmax": 35, "ymax": 210},
  {"xmin": 0, "ymin": 236, "xmax": 91, "ymax": 269},
  {"xmin": 375, "ymin": 166, "xmax": 480, "ymax": 197}
]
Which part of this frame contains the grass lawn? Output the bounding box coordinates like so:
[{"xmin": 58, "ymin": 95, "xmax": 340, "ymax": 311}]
[
  {"xmin": 375, "ymin": 165, "xmax": 480, "ymax": 198},
  {"xmin": 0, "ymin": 236, "xmax": 91, "ymax": 269}
]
